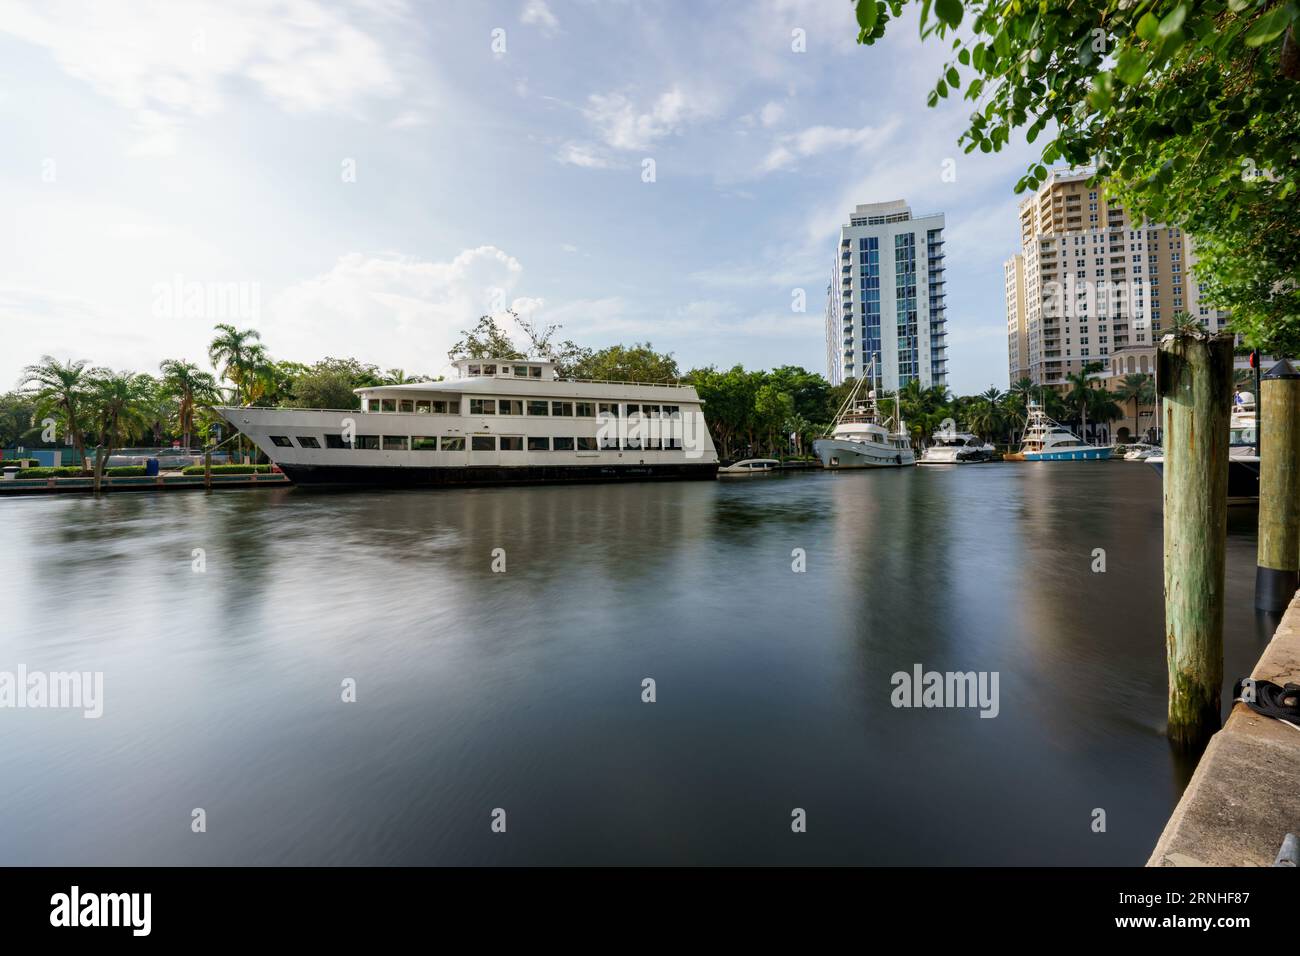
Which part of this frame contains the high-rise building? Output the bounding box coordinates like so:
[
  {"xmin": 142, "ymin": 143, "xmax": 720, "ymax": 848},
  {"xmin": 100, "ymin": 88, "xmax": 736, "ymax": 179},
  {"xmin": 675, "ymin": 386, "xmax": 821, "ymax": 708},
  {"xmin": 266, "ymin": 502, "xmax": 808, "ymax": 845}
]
[
  {"xmin": 1008, "ymin": 168, "xmax": 1230, "ymax": 391},
  {"xmin": 825, "ymin": 200, "xmax": 948, "ymax": 390},
  {"xmin": 1005, "ymin": 253, "xmax": 1028, "ymax": 384}
]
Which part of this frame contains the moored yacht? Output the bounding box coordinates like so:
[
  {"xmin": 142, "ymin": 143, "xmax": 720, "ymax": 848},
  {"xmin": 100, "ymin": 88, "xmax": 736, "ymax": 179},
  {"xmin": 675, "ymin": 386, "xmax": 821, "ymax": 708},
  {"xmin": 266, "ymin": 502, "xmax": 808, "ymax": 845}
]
[
  {"xmin": 216, "ymin": 358, "xmax": 719, "ymax": 487},
  {"xmin": 812, "ymin": 362, "xmax": 915, "ymax": 469},
  {"xmin": 917, "ymin": 429, "xmax": 995, "ymax": 465},
  {"xmin": 1146, "ymin": 393, "xmax": 1259, "ymax": 502},
  {"xmin": 1006, "ymin": 402, "xmax": 1112, "ymax": 461}
]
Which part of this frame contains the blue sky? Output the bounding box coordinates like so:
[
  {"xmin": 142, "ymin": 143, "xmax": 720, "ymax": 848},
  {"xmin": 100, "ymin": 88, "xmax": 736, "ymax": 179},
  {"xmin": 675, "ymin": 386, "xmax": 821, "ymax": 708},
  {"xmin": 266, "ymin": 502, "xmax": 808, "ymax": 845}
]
[{"xmin": 0, "ymin": 0, "xmax": 1042, "ymax": 395}]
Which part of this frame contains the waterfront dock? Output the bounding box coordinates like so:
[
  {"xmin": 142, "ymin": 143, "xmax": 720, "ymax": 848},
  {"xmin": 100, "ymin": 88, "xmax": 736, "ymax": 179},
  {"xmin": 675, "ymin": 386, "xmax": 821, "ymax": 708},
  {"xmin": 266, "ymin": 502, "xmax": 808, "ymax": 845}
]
[
  {"xmin": 0, "ymin": 472, "xmax": 290, "ymax": 496},
  {"xmin": 1149, "ymin": 591, "xmax": 1300, "ymax": 867}
]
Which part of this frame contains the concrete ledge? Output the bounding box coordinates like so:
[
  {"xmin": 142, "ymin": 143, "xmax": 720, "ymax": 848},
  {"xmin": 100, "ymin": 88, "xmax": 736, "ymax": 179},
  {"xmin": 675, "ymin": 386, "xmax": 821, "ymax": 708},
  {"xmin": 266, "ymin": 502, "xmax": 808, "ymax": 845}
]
[{"xmin": 1149, "ymin": 592, "xmax": 1300, "ymax": 866}]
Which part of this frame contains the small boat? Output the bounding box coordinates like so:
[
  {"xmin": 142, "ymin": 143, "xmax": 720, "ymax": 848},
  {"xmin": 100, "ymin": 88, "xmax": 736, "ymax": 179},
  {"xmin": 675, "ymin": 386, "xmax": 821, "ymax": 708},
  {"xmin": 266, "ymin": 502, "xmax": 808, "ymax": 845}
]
[
  {"xmin": 812, "ymin": 359, "xmax": 916, "ymax": 469},
  {"xmin": 1012, "ymin": 402, "xmax": 1112, "ymax": 461},
  {"xmin": 1123, "ymin": 443, "xmax": 1157, "ymax": 461},
  {"xmin": 718, "ymin": 458, "xmax": 780, "ymax": 474},
  {"xmin": 1146, "ymin": 398, "xmax": 1259, "ymax": 502},
  {"xmin": 918, "ymin": 429, "xmax": 995, "ymax": 465}
]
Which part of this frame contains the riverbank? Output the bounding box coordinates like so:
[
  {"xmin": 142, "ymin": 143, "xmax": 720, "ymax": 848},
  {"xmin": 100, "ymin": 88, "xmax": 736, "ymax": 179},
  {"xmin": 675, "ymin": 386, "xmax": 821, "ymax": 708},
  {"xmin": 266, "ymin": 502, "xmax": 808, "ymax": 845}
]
[
  {"xmin": 0, "ymin": 472, "xmax": 290, "ymax": 495},
  {"xmin": 1149, "ymin": 591, "xmax": 1300, "ymax": 866}
]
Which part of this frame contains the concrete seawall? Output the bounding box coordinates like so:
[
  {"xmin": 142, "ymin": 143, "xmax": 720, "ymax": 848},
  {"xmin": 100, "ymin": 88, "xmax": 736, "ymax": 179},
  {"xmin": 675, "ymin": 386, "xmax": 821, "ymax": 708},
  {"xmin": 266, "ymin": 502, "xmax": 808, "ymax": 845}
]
[{"xmin": 1149, "ymin": 592, "xmax": 1300, "ymax": 866}]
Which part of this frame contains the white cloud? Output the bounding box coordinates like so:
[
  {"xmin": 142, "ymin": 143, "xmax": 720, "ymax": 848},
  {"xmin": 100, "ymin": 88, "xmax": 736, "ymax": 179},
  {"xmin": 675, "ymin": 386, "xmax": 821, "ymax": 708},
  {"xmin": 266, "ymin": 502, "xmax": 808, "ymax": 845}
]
[
  {"xmin": 556, "ymin": 141, "xmax": 613, "ymax": 169},
  {"xmin": 761, "ymin": 123, "xmax": 892, "ymax": 173},
  {"xmin": 0, "ymin": 0, "xmax": 405, "ymax": 143},
  {"xmin": 269, "ymin": 247, "xmax": 526, "ymax": 377},
  {"xmin": 759, "ymin": 101, "xmax": 785, "ymax": 127},
  {"xmin": 520, "ymin": 0, "xmax": 559, "ymax": 34},
  {"xmin": 389, "ymin": 110, "xmax": 429, "ymax": 130},
  {"xmin": 583, "ymin": 86, "xmax": 716, "ymax": 151}
]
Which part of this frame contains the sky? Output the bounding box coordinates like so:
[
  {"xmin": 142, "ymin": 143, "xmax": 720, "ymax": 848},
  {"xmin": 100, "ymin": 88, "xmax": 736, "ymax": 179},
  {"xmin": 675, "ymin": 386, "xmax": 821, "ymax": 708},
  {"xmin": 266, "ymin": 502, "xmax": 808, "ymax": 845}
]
[{"xmin": 0, "ymin": 0, "xmax": 1044, "ymax": 396}]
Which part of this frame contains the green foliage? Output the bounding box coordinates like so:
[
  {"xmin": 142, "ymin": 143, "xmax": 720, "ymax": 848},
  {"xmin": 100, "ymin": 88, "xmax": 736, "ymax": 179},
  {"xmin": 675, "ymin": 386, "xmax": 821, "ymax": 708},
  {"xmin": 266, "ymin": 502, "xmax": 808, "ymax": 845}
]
[
  {"xmin": 571, "ymin": 344, "xmax": 680, "ymax": 382},
  {"xmin": 15, "ymin": 467, "xmax": 87, "ymax": 479},
  {"xmin": 448, "ymin": 315, "xmax": 526, "ymax": 361},
  {"xmin": 854, "ymin": 0, "xmax": 1300, "ymax": 350},
  {"xmin": 284, "ymin": 358, "xmax": 386, "ymax": 410}
]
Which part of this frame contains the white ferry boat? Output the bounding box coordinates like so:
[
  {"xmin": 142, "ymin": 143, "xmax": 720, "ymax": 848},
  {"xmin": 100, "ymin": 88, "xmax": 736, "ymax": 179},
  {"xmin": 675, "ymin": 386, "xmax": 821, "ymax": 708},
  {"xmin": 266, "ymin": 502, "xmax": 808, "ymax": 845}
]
[
  {"xmin": 216, "ymin": 358, "xmax": 719, "ymax": 487},
  {"xmin": 1007, "ymin": 402, "xmax": 1112, "ymax": 461},
  {"xmin": 812, "ymin": 366, "xmax": 915, "ymax": 469},
  {"xmin": 917, "ymin": 429, "xmax": 995, "ymax": 465}
]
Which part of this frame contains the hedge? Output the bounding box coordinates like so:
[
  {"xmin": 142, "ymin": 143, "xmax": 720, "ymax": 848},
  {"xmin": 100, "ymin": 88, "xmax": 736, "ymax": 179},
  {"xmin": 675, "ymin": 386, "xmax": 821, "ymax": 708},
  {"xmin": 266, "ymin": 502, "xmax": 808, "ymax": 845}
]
[
  {"xmin": 1, "ymin": 459, "xmax": 40, "ymax": 468},
  {"xmin": 13, "ymin": 466, "xmax": 148, "ymax": 479},
  {"xmin": 180, "ymin": 464, "xmax": 275, "ymax": 475}
]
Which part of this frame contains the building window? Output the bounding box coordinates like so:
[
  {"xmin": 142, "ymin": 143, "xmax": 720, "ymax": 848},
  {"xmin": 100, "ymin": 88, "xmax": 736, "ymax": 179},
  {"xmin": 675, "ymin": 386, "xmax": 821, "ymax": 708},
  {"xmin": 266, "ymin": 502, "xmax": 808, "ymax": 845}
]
[
  {"xmin": 383, "ymin": 436, "xmax": 409, "ymax": 451},
  {"xmin": 297, "ymin": 436, "xmax": 320, "ymax": 448},
  {"xmin": 440, "ymin": 437, "xmax": 465, "ymax": 451},
  {"xmin": 553, "ymin": 436, "xmax": 575, "ymax": 451},
  {"xmin": 471, "ymin": 436, "xmax": 495, "ymax": 451},
  {"xmin": 270, "ymin": 435, "xmax": 293, "ymax": 447},
  {"xmin": 412, "ymin": 437, "xmax": 438, "ymax": 450},
  {"xmin": 500, "ymin": 436, "xmax": 524, "ymax": 451},
  {"xmin": 470, "ymin": 399, "xmax": 496, "ymax": 415},
  {"xmin": 527, "ymin": 436, "xmax": 550, "ymax": 451}
]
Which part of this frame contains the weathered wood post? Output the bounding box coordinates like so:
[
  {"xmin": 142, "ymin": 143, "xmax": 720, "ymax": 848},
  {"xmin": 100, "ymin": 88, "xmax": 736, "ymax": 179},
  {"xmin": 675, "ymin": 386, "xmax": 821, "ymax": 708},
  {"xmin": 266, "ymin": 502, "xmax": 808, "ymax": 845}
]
[
  {"xmin": 204, "ymin": 448, "xmax": 213, "ymax": 492},
  {"xmin": 92, "ymin": 444, "xmax": 105, "ymax": 495},
  {"xmin": 1158, "ymin": 330, "xmax": 1233, "ymax": 749},
  {"xmin": 1256, "ymin": 359, "xmax": 1300, "ymax": 611}
]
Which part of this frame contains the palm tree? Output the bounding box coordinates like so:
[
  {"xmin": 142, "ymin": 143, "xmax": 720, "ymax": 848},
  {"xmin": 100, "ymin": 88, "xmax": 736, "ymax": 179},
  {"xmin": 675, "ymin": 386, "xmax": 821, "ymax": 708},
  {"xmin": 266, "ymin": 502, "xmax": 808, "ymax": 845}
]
[
  {"xmin": 207, "ymin": 324, "xmax": 262, "ymax": 404},
  {"xmin": 20, "ymin": 356, "xmax": 92, "ymax": 463},
  {"xmin": 159, "ymin": 359, "xmax": 220, "ymax": 450},
  {"xmin": 1064, "ymin": 361, "xmax": 1106, "ymax": 441},
  {"xmin": 1114, "ymin": 372, "xmax": 1155, "ymax": 443},
  {"xmin": 86, "ymin": 371, "xmax": 154, "ymax": 490}
]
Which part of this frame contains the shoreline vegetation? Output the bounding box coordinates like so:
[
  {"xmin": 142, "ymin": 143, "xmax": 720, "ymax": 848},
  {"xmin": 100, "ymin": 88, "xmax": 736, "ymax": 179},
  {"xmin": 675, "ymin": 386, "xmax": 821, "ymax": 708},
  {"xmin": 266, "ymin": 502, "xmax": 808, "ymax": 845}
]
[{"xmin": 2, "ymin": 315, "xmax": 1206, "ymax": 469}]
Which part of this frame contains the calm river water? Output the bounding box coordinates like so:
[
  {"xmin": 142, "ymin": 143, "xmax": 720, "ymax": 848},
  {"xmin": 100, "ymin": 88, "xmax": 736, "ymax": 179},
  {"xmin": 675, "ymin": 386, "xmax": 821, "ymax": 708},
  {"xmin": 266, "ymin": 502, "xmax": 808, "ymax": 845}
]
[{"xmin": 0, "ymin": 464, "xmax": 1272, "ymax": 865}]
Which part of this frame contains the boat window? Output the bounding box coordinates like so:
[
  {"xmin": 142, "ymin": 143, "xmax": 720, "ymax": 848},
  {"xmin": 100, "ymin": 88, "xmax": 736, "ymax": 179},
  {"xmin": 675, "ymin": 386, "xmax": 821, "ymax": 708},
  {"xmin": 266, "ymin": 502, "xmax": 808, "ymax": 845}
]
[
  {"xmin": 482, "ymin": 364, "xmax": 496, "ymax": 375},
  {"xmin": 356, "ymin": 436, "xmax": 380, "ymax": 450},
  {"xmin": 270, "ymin": 435, "xmax": 293, "ymax": 447},
  {"xmin": 530, "ymin": 367, "xmax": 542, "ymax": 378},
  {"xmin": 430, "ymin": 400, "xmax": 447, "ymax": 414},
  {"xmin": 554, "ymin": 437, "xmax": 575, "ymax": 451},
  {"xmin": 470, "ymin": 399, "xmax": 496, "ymax": 415},
  {"xmin": 624, "ymin": 437, "xmax": 642, "ymax": 450},
  {"xmin": 383, "ymin": 436, "xmax": 409, "ymax": 451},
  {"xmin": 600, "ymin": 434, "xmax": 619, "ymax": 449},
  {"xmin": 527, "ymin": 400, "xmax": 549, "ymax": 416},
  {"xmin": 500, "ymin": 436, "xmax": 524, "ymax": 451},
  {"xmin": 598, "ymin": 402, "xmax": 620, "ymax": 417},
  {"xmin": 325, "ymin": 434, "xmax": 348, "ymax": 449},
  {"xmin": 552, "ymin": 401, "xmax": 573, "ymax": 416},
  {"xmin": 663, "ymin": 405, "xmax": 680, "ymax": 416},
  {"xmin": 412, "ymin": 437, "xmax": 437, "ymax": 450},
  {"xmin": 440, "ymin": 437, "xmax": 465, "ymax": 451},
  {"xmin": 577, "ymin": 437, "xmax": 597, "ymax": 451},
  {"xmin": 415, "ymin": 400, "xmax": 431, "ymax": 414},
  {"xmin": 499, "ymin": 399, "xmax": 523, "ymax": 415},
  {"xmin": 666, "ymin": 438, "xmax": 683, "ymax": 449},
  {"xmin": 576, "ymin": 402, "xmax": 595, "ymax": 417},
  {"xmin": 449, "ymin": 402, "xmax": 460, "ymax": 414},
  {"xmin": 626, "ymin": 404, "xmax": 640, "ymax": 415},
  {"xmin": 471, "ymin": 436, "xmax": 495, "ymax": 451},
  {"xmin": 297, "ymin": 436, "xmax": 320, "ymax": 449},
  {"xmin": 381, "ymin": 399, "xmax": 396, "ymax": 413},
  {"xmin": 468, "ymin": 364, "xmax": 481, "ymax": 376},
  {"xmin": 527, "ymin": 436, "xmax": 550, "ymax": 451},
  {"xmin": 643, "ymin": 404, "xmax": 661, "ymax": 416},
  {"xmin": 399, "ymin": 400, "xmax": 414, "ymax": 413},
  {"xmin": 514, "ymin": 366, "xmax": 529, "ymax": 377}
]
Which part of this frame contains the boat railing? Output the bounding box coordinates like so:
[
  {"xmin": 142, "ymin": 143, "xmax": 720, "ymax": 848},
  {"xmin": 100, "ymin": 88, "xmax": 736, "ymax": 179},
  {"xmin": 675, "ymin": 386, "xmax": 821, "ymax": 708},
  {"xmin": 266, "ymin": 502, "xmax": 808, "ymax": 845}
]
[{"xmin": 557, "ymin": 377, "xmax": 694, "ymax": 389}]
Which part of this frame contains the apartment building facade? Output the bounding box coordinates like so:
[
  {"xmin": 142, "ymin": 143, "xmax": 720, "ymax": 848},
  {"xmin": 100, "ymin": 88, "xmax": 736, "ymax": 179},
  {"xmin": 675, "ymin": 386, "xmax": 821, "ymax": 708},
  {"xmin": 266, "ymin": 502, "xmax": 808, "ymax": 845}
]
[{"xmin": 825, "ymin": 200, "xmax": 948, "ymax": 390}]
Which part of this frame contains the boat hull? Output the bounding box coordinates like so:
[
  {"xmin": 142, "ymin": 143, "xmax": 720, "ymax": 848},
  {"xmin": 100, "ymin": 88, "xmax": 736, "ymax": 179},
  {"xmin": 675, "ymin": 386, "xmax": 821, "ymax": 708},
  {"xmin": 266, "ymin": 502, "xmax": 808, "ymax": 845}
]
[
  {"xmin": 279, "ymin": 462, "xmax": 719, "ymax": 488},
  {"xmin": 1147, "ymin": 456, "xmax": 1259, "ymax": 502},
  {"xmin": 813, "ymin": 438, "xmax": 914, "ymax": 468},
  {"xmin": 918, "ymin": 449, "xmax": 995, "ymax": 465},
  {"xmin": 1022, "ymin": 447, "xmax": 1112, "ymax": 461}
]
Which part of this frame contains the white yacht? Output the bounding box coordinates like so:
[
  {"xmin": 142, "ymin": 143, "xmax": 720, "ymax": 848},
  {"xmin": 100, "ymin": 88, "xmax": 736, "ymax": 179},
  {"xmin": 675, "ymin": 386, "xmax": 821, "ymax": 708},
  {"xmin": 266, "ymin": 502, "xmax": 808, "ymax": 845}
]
[
  {"xmin": 216, "ymin": 358, "xmax": 719, "ymax": 487},
  {"xmin": 812, "ymin": 365, "xmax": 915, "ymax": 469},
  {"xmin": 1146, "ymin": 392, "xmax": 1259, "ymax": 502},
  {"xmin": 917, "ymin": 429, "xmax": 996, "ymax": 465},
  {"xmin": 1006, "ymin": 402, "xmax": 1112, "ymax": 461}
]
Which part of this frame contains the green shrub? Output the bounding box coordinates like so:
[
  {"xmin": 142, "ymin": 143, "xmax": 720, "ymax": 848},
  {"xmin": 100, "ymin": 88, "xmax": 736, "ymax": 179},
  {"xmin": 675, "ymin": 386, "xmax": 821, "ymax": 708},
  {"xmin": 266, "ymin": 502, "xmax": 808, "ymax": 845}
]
[
  {"xmin": 105, "ymin": 466, "xmax": 148, "ymax": 477},
  {"xmin": 13, "ymin": 467, "xmax": 86, "ymax": 479},
  {"xmin": 180, "ymin": 464, "xmax": 275, "ymax": 475},
  {"xmin": 1, "ymin": 459, "xmax": 40, "ymax": 468}
]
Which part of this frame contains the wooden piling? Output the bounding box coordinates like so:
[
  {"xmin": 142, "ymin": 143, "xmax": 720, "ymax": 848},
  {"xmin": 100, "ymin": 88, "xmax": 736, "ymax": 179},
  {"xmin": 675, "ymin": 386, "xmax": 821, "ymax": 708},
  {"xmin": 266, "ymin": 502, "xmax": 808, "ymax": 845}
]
[
  {"xmin": 204, "ymin": 448, "xmax": 213, "ymax": 492},
  {"xmin": 1256, "ymin": 359, "xmax": 1300, "ymax": 611},
  {"xmin": 1157, "ymin": 330, "xmax": 1233, "ymax": 749}
]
